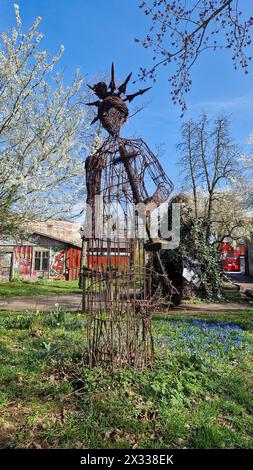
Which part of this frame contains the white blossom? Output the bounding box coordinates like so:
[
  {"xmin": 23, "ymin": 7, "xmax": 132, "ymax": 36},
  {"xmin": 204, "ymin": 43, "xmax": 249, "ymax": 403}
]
[{"xmin": 0, "ymin": 6, "xmax": 98, "ymax": 235}]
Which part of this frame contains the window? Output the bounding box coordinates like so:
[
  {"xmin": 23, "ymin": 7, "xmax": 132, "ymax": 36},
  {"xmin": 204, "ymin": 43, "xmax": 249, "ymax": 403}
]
[{"xmin": 34, "ymin": 250, "xmax": 49, "ymax": 271}]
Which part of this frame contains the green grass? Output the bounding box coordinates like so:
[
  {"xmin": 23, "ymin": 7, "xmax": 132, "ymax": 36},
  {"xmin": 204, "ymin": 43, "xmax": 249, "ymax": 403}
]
[
  {"xmin": 222, "ymin": 289, "xmax": 246, "ymax": 304},
  {"xmin": 0, "ymin": 280, "xmax": 80, "ymax": 297},
  {"xmin": 0, "ymin": 309, "xmax": 252, "ymax": 449}
]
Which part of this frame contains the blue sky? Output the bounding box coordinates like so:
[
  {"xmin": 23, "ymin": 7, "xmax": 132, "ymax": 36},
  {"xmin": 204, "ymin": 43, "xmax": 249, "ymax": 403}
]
[{"xmin": 0, "ymin": 0, "xmax": 253, "ymax": 191}]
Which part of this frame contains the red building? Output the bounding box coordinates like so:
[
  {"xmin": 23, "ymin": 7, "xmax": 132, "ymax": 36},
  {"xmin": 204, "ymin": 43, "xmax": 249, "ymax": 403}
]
[
  {"xmin": 0, "ymin": 220, "xmax": 82, "ymax": 281},
  {"xmin": 0, "ymin": 220, "xmax": 130, "ymax": 281},
  {"xmin": 86, "ymin": 246, "xmax": 130, "ymax": 272},
  {"xmin": 0, "ymin": 234, "xmax": 82, "ymax": 282}
]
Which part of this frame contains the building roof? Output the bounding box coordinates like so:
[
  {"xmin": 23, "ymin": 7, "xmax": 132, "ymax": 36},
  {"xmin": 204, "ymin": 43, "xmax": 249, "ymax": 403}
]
[
  {"xmin": 0, "ymin": 220, "xmax": 82, "ymax": 248},
  {"xmin": 31, "ymin": 220, "xmax": 82, "ymax": 246},
  {"xmin": 32, "ymin": 231, "xmax": 82, "ymax": 248}
]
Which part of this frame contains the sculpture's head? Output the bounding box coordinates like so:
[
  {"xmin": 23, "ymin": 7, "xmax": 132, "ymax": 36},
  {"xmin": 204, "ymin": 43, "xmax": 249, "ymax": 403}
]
[
  {"xmin": 86, "ymin": 63, "xmax": 152, "ymax": 134},
  {"xmin": 93, "ymin": 82, "xmax": 108, "ymax": 99}
]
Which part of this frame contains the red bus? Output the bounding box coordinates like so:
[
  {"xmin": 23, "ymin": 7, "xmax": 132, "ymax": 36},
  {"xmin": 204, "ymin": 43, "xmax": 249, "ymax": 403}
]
[{"xmin": 220, "ymin": 243, "xmax": 245, "ymax": 272}]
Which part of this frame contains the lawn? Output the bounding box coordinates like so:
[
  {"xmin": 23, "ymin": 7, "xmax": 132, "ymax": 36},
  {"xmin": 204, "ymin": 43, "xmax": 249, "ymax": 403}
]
[
  {"xmin": 0, "ymin": 308, "xmax": 252, "ymax": 449},
  {"xmin": 0, "ymin": 280, "xmax": 80, "ymax": 297}
]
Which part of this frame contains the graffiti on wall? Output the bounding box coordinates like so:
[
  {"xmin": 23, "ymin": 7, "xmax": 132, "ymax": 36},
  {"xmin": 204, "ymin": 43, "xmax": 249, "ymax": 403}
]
[
  {"xmin": 13, "ymin": 246, "xmax": 32, "ymax": 277},
  {"xmin": 1, "ymin": 244, "xmax": 69, "ymax": 280},
  {"xmin": 13, "ymin": 245, "xmax": 66, "ymax": 280},
  {"xmin": 50, "ymin": 247, "xmax": 65, "ymax": 280}
]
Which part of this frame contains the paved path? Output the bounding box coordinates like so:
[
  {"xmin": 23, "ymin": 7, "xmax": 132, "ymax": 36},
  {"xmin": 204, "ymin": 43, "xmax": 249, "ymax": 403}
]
[
  {"xmin": 170, "ymin": 302, "xmax": 253, "ymax": 313},
  {"xmin": 0, "ymin": 294, "xmax": 83, "ymax": 312},
  {"xmin": 227, "ymin": 273, "xmax": 253, "ymax": 292},
  {"xmin": 0, "ymin": 293, "xmax": 253, "ymax": 313}
]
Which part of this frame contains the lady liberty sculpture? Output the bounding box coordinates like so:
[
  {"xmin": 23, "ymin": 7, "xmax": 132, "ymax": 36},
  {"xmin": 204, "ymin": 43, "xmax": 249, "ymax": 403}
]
[{"xmin": 83, "ymin": 64, "xmax": 179, "ymax": 369}]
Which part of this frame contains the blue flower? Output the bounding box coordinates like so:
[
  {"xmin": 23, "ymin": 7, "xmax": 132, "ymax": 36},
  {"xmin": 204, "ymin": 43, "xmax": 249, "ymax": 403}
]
[{"xmin": 154, "ymin": 318, "xmax": 252, "ymax": 362}]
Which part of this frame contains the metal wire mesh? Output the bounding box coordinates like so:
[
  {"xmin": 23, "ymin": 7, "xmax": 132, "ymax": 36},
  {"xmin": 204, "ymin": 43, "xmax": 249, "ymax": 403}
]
[{"xmin": 82, "ymin": 136, "xmax": 176, "ymax": 369}]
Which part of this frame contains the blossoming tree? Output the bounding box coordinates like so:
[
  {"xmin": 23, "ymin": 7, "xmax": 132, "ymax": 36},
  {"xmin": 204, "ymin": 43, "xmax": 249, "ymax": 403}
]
[{"xmin": 0, "ymin": 4, "xmax": 96, "ymax": 237}]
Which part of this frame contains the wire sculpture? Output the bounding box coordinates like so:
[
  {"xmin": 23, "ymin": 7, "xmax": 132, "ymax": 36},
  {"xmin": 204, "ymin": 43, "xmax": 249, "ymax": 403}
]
[{"xmin": 83, "ymin": 64, "xmax": 179, "ymax": 370}]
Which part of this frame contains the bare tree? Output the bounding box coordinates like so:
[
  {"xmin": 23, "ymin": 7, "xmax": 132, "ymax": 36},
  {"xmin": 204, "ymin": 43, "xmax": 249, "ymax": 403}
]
[
  {"xmin": 177, "ymin": 119, "xmax": 199, "ymax": 217},
  {"xmin": 135, "ymin": 1, "xmax": 253, "ymax": 113},
  {"xmin": 178, "ymin": 113, "xmax": 244, "ymax": 241},
  {"xmin": 210, "ymin": 189, "xmax": 252, "ymax": 243}
]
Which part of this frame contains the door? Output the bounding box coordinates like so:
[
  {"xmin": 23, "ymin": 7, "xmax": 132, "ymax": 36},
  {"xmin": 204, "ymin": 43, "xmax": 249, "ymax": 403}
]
[{"xmin": 0, "ymin": 252, "xmax": 12, "ymax": 280}]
